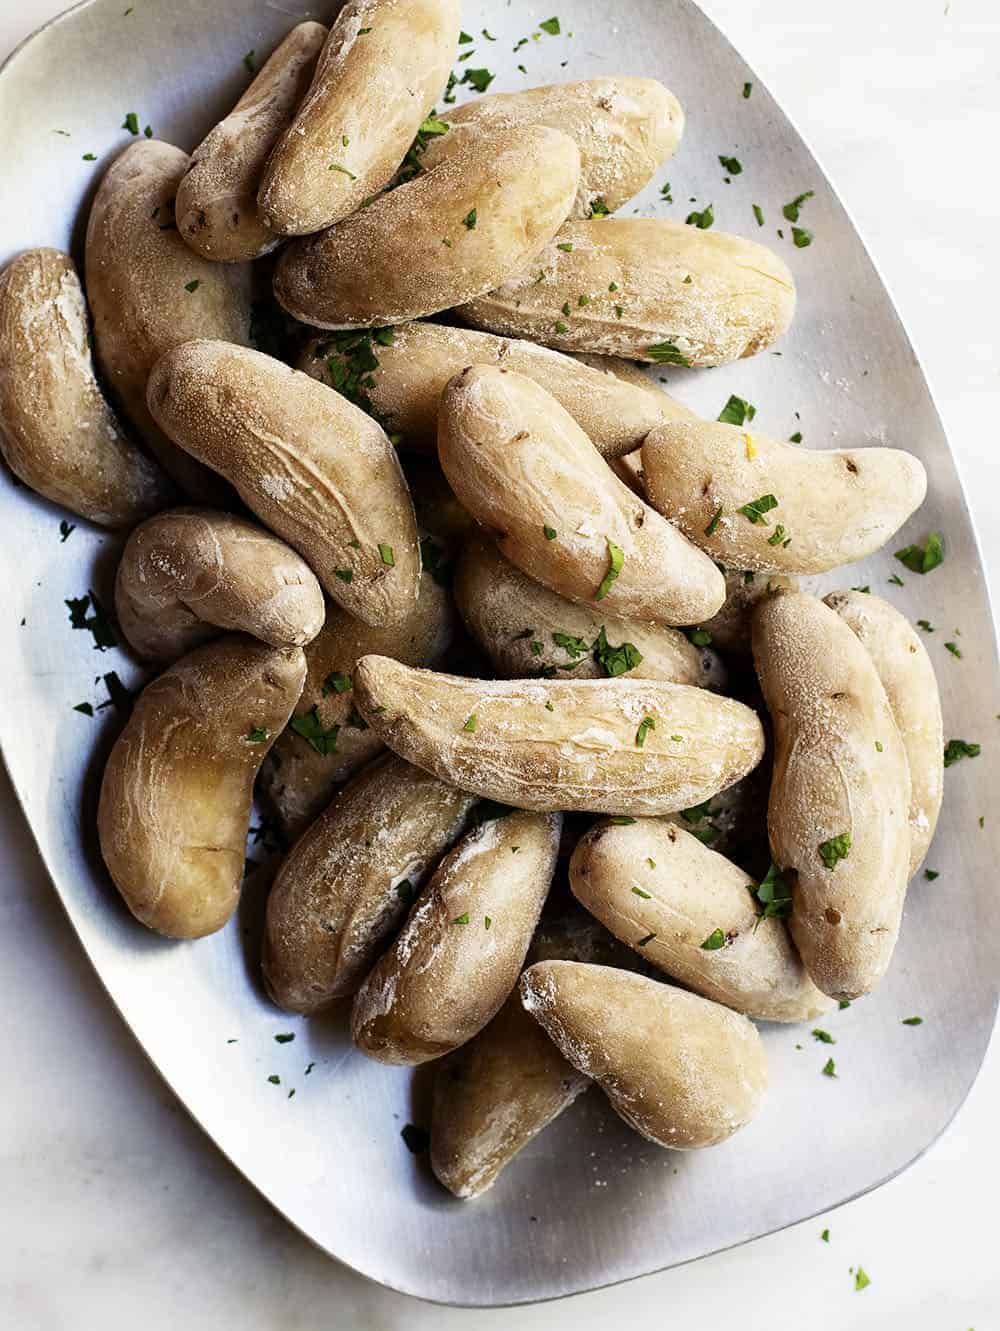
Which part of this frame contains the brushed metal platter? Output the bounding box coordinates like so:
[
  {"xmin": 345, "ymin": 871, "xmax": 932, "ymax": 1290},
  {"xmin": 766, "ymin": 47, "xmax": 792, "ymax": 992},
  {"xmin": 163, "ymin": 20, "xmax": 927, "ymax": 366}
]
[{"xmin": 1, "ymin": 0, "xmax": 998, "ymax": 1307}]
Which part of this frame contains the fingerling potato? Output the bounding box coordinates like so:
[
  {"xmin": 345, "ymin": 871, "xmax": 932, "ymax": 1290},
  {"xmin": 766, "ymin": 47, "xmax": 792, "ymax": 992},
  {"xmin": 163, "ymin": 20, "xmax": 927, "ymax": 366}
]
[{"xmin": 696, "ymin": 568, "xmax": 799, "ymax": 657}]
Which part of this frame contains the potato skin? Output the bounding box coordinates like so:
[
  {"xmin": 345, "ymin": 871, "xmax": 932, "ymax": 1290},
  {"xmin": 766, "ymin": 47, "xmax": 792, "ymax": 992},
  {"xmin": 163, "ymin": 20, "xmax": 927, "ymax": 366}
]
[
  {"xmin": 570, "ymin": 819, "xmax": 830, "ymax": 1022},
  {"xmin": 438, "ymin": 366, "xmax": 724, "ymax": 627},
  {"xmin": 825, "ymin": 590, "xmax": 943, "ymax": 877},
  {"xmin": 520, "ymin": 962, "xmax": 767, "ymax": 1148},
  {"xmin": 98, "ymin": 635, "xmax": 306, "ymax": 939},
  {"xmin": 459, "ymin": 218, "xmax": 795, "ymax": 366},
  {"xmin": 115, "ymin": 508, "xmax": 325, "ymax": 661},
  {"xmin": 263, "ymin": 755, "xmax": 476, "ymax": 1012},
  {"xmin": 753, "ymin": 592, "xmax": 911, "ymax": 1000},
  {"xmin": 642, "ymin": 420, "xmax": 928, "ymax": 574},
  {"xmin": 176, "ymin": 22, "xmax": 328, "ymax": 261},
  {"xmin": 353, "ymin": 656, "xmax": 766, "ymax": 816},
  {"xmin": 258, "ymin": 0, "xmax": 462, "ymax": 236},
  {"xmin": 0, "ymin": 248, "xmax": 173, "ymax": 527},
  {"xmin": 84, "ymin": 140, "xmax": 252, "ymax": 499},
  {"xmin": 146, "ymin": 340, "xmax": 420, "ymax": 626},
  {"xmin": 351, "ymin": 811, "xmax": 560, "ymax": 1064},
  {"xmin": 697, "ymin": 569, "xmax": 799, "ymax": 657}
]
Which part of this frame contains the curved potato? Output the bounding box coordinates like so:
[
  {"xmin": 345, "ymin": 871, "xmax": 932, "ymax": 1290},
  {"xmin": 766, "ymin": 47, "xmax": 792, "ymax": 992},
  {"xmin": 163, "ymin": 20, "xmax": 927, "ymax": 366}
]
[
  {"xmin": 98, "ymin": 635, "xmax": 306, "ymax": 939},
  {"xmin": 351, "ymin": 811, "xmax": 560, "ymax": 1064},
  {"xmin": 642, "ymin": 420, "xmax": 927, "ymax": 574},
  {"xmin": 438, "ymin": 366, "xmax": 724, "ymax": 626},
  {"xmin": 520, "ymin": 962, "xmax": 767, "ymax": 1148},
  {"xmin": 84, "ymin": 140, "xmax": 252, "ymax": 499},
  {"xmin": 176, "ymin": 22, "xmax": 328, "ymax": 261},
  {"xmin": 0, "ymin": 248, "xmax": 173, "ymax": 527},
  {"xmin": 146, "ymin": 340, "xmax": 420, "ymax": 626},
  {"xmin": 753, "ymin": 592, "xmax": 911, "ymax": 1000},
  {"xmin": 262, "ymin": 755, "xmax": 476, "ymax": 1012},
  {"xmin": 258, "ymin": 0, "xmax": 462, "ymax": 236},
  {"xmin": 697, "ymin": 569, "xmax": 799, "ymax": 657},
  {"xmin": 459, "ymin": 218, "xmax": 795, "ymax": 366},
  {"xmin": 570, "ymin": 819, "xmax": 830, "ymax": 1022},
  {"xmin": 353, "ymin": 656, "xmax": 766, "ymax": 816},
  {"xmin": 825, "ymin": 590, "xmax": 943, "ymax": 877},
  {"xmin": 273, "ymin": 124, "xmax": 580, "ymax": 328}
]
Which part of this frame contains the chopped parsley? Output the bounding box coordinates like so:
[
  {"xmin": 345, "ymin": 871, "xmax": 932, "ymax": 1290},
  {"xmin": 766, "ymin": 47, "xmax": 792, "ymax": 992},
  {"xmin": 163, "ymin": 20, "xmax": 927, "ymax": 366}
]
[
  {"xmin": 396, "ymin": 114, "xmax": 450, "ymax": 185},
  {"xmin": 539, "ymin": 17, "xmax": 561, "ymax": 34},
  {"xmin": 924, "ymin": 868, "xmax": 939, "ymax": 881},
  {"xmin": 749, "ymin": 862, "xmax": 792, "ymax": 920},
  {"xmin": 783, "ymin": 190, "xmax": 814, "ymax": 222},
  {"xmin": 328, "ymin": 163, "xmax": 357, "ymax": 180},
  {"xmin": 592, "ymin": 627, "xmax": 642, "ymax": 677},
  {"xmin": 484, "ymin": 915, "xmax": 492, "ymax": 929},
  {"xmin": 401, "ymin": 1123, "xmax": 430, "ymax": 1153},
  {"xmin": 631, "ymin": 885, "xmax": 652, "ymax": 899},
  {"xmin": 268, "ymin": 1075, "xmax": 280, "ymax": 1085},
  {"xmin": 685, "ymin": 203, "xmax": 714, "ymax": 229},
  {"xmin": 274, "ymin": 1032, "xmax": 295, "ymax": 1044},
  {"xmin": 701, "ymin": 928, "xmax": 726, "ymax": 950},
  {"xmin": 943, "ymin": 738, "xmax": 980, "ymax": 767},
  {"xmin": 243, "ymin": 50, "xmax": 256, "ymax": 73},
  {"xmin": 244, "ymin": 727, "xmax": 270, "ymax": 743},
  {"xmin": 660, "ymin": 181, "xmax": 673, "ymax": 202},
  {"xmin": 901, "ymin": 1016, "xmax": 924, "ymax": 1026},
  {"xmin": 453, "ymin": 913, "xmax": 470, "ymax": 925},
  {"xmin": 588, "ymin": 198, "xmax": 610, "ymax": 218},
  {"xmin": 917, "ymin": 618, "xmax": 935, "ymax": 632},
  {"xmin": 767, "ymin": 523, "xmax": 790, "ymax": 547},
  {"xmin": 646, "ymin": 340, "xmax": 691, "ymax": 366},
  {"xmin": 686, "ymin": 628, "xmax": 713, "ymax": 647},
  {"xmin": 789, "ymin": 430, "xmax": 803, "ymax": 443},
  {"xmin": 718, "ymin": 395, "xmax": 756, "ymax": 426},
  {"xmin": 82, "ymin": 152, "xmax": 97, "ymax": 162},
  {"xmin": 743, "ymin": 81, "xmax": 753, "ymax": 98},
  {"xmin": 595, "ymin": 538, "xmax": 624, "ymax": 601},
  {"xmin": 792, "ymin": 226, "xmax": 813, "ymax": 248},
  {"xmin": 59, "ymin": 520, "xmax": 75, "ymax": 541},
  {"xmin": 463, "ymin": 208, "xmax": 478, "ymax": 230},
  {"xmin": 462, "ymin": 714, "xmax": 477, "ymax": 733},
  {"xmin": 718, "ymin": 154, "xmax": 743, "ymax": 176},
  {"xmin": 738, "ymin": 493, "xmax": 779, "ymax": 525},
  {"xmin": 556, "ymin": 241, "xmax": 574, "ymax": 253},
  {"xmin": 888, "ymin": 573, "xmax": 904, "ymax": 587},
  {"xmin": 73, "ymin": 702, "xmax": 94, "ymax": 717},
  {"xmin": 66, "ymin": 590, "xmax": 117, "ymax": 650},
  {"xmin": 543, "ymin": 524, "xmax": 558, "ymax": 541},
  {"xmin": 378, "ymin": 543, "xmax": 395, "ymax": 567},
  {"xmin": 821, "ymin": 1229, "xmax": 830, "ymax": 1242},
  {"xmin": 854, "ymin": 1268, "xmax": 871, "ymax": 1292},
  {"xmin": 818, "ymin": 833, "xmax": 852, "ymax": 870},
  {"xmin": 184, "ymin": 280, "xmax": 200, "ymax": 293},
  {"xmin": 752, "ymin": 203, "xmax": 764, "ymax": 226},
  {"xmin": 822, "ymin": 1058, "xmax": 837, "ymax": 1078},
  {"xmin": 895, "ymin": 532, "xmax": 944, "ymax": 574},
  {"xmin": 323, "ymin": 671, "xmax": 352, "ymax": 696},
  {"xmin": 290, "ymin": 708, "xmax": 340, "ymax": 756},
  {"xmin": 812, "ymin": 1028, "xmax": 835, "ymax": 1044},
  {"xmin": 461, "ymin": 67, "xmax": 496, "ymax": 94},
  {"xmin": 635, "ymin": 716, "xmax": 655, "ymax": 747},
  {"xmin": 704, "ymin": 507, "xmax": 723, "ymax": 537},
  {"xmin": 121, "ymin": 111, "xmax": 140, "ymax": 135},
  {"xmin": 945, "ymin": 641, "xmax": 962, "ymax": 658},
  {"xmin": 552, "ymin": 631, "xmax": 589, "ymax": 659},
  {"xmin": 458, "ymin": 30, "xmax": 473, "ymax": 43}
]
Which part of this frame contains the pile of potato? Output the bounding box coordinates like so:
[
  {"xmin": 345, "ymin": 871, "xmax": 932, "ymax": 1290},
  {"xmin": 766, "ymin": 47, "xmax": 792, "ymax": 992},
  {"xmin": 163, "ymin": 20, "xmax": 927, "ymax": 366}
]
[{"xmin": 0, "ymin": 0, "xmax": 941, "ymax": 1201}]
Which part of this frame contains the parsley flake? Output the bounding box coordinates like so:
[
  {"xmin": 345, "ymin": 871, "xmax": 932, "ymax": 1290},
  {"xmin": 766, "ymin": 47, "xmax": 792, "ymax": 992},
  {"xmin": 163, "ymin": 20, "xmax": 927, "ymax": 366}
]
[
  {"xmin": 944, "ymin": 738, "xmax": 980, "ymax": 767},
  {"xmin": 718, "ymin": 394, "xmax": 756, "ymax": 426},
  {"xmin": 462, "ymin": 714, "xmax": 477, "ymax": 733},
  {"xmin": 595, "ymin": 538, "xmax": 624, "ymax": 600},
  {"xmin": 646, "ymin": 340, "xmax": 691, "ymax": 366},
  {"xmin": 291, "ymin": 709, "xmax": 340, "ymax": 756},
  {"xmin": 701, "ymin": 928, "xmax": 726, "ymax": 950},
  {"xmin": 818, "ymin": 833, "xmax": 851, "ymax": 870},
  {"xmin": 635, "ymin": 716, "xmax": 655, "ymax": 748},
  {"xmin": 738, "ymin": 493, "xmax": 779, "ymax": 525},
  {"xmin": 895, "ymin": 532, "xmax": 943, "ymax": 574}
]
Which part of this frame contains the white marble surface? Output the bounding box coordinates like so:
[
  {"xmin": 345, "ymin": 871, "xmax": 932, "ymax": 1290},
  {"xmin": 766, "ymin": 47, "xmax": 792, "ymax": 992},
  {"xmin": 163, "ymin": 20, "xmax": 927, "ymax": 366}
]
[{"xmin": 2, "ymin": 1, "xmax": 999, "ymax": 1327}]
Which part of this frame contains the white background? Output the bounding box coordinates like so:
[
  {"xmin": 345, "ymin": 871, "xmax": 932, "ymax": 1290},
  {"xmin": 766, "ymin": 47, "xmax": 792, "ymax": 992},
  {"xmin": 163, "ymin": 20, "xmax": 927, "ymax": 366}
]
[{"xmin": 1, "ymin": 1, "xmax": 998, "ymax": 1327}]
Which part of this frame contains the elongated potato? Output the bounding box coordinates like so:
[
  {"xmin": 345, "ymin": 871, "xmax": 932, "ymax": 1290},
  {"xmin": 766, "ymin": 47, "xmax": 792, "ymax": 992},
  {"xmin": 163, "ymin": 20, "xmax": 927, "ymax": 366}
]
[
  {"xmin": 459, "ymin": 218, "xmax": 795, "ymax": 366},
  {"xmin": 263, "ymin": 755, "xmax": 476, "ymax": 1011},
  {"xmin": 146, "ymin": 340, "xmax": 419, "ymax": 625},
  {"xmin": 0, "ymin": 248, "xmax": 173, "ymax": 527},
  {"xmin": 352, "ymin": 811, "xmax": 560, "ymax": 1064},
  {"xmin": 520, "ymin": 962, "xmax": 767, "ymax": 1148},
  {"xmin": 438, "ymin": 366, "xmax": 724, "ymax": 626},
  {"xmin": 98, "ymin": 635, "xmax": 306, "ymax": 939},
  {"xmin": 642, "ymin": 420, "xmax": 927, "ymax": 574},
  {"xmin": 697, "ymin": 568, "xmax": 799, "ymax": 657},
  {"xmin": 84, "ymin": 140, "xmax": 252, "ymax": 499},
  {"xmin": 753, "ymin": 593, "xmax": 911, "ymax": 999},
  {"xmin": 825, "ymin": 590, "xmax": 943, "ymax": 877},
  {"xmin": 176, "ymin": 22, "xmax": 328, "ymax": 261},
  {"xmin": 353, "ymin": 656, "xmax": 766, "ymax": 816},
  {"xmin": 570, "ymin": 819, "xmax": 829, "ymax": 1022},
  {"xmin": 273, "ymin": 124, "xmax": 580, "ymax": 328},
  {"xmin": 258, "ymin": 0, "xmax": 462, "ymax": 236}
]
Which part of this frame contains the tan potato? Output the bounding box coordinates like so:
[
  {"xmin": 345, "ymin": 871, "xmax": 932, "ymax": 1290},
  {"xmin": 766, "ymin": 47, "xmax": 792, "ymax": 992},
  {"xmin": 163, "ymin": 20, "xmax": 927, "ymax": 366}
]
[
  {"xmin": 84, "ymin": 140, "xmax": 252, "ymax": 499},
  {"xmin": 642, "ymin": 420, "xmax": 927, "ymax": 574},
  {"xmin": 262, "ymin": 755, "xmax": 476, "ymax": 1012},
  {"xmin": 438, "ymin": 366, "xmax": 724, "ymax": 626},
  {"xmin": 459, "ymin": 218, "xmax": 795, "ymax": 366},
  {"xmin": 753, "ymin": 592, "xmax": 911, "ymax": 1000},
  {"xmin": 570, "ymin": 818, "xmax": 830, "ymax": 1022},
  {"xmin": 520, "ymin": 962, "xmax": 767, "ymax": 1148},
  {"xmin": 175, "ymin": 22, "xmax": 328, "ymax": 261},
  {"xmin": 351, "ymin": 811, "xmax": 560, "ymax": 1064},
  {"xmin": 300, "ymin": 322, "xmax": 695, "ymax": 458},
  {"xmin": 353, "ymin": 656, "xmax": 766, "ymax": 816},
  {"xmin": 273, "ymin": 124, "xmax": 580, "ymax": 328},
  {"xmin": 258, "ymin": 0, "xmax": 462, "ymax": 236},
  {"xmin": 0, "ymin": 248, "xmax": 173, "ymax": 527},
  {"xmin": 696, "ymin": 568, "xmax": 799, "ymax": 657},
  {"xmin": 146, "ymin": 340, "xmax": 420, "ymax": 625},
  {"xmin": 824, "ymin": 590, "xmax": 943, "ymax": 877},
  {"xmin": 98, "ymin": 635, "xmax": 306, "ymax": 939}
]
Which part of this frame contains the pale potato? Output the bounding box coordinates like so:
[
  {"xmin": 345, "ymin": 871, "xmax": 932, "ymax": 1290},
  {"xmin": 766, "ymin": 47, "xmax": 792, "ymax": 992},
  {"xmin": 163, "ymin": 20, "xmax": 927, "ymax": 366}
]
[
  {"xmin": 642, "ymin": 420, "xmax": 927, "ymax": 574},
  {"xmin": 0, "ymin": 248, "xmax": 173, "ymax": 527},
  {"xmin": 696, "ymin": 568, "xmax": 799, "ymax": 657},
  {"xmin": 438, "ymin": 366, "xmax": 724, "ymax": 626},
  {"xmin": 459, "ymin": 217, "xmax": 795, "ymax": 365},
  {"xmin": 520, "ymin": 962, "xmax": 767, "ymax": 1148},
  {"xmin": 753, "ymin": 592, "xmax": 912, "ymax": 1000},
  {"xmin": 98, "ymin": 635, "xmax": 306, "ymax": 939},
  {"xmin": 351, "ymin": 811, "xmax": 560, "ymax": 1064}
]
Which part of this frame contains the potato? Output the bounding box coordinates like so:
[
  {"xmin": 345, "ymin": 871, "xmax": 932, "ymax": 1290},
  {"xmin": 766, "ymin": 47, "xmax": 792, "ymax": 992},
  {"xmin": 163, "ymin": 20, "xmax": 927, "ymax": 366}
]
[
  {"xmin": 299, "ymin": 322, "xmax": 695, "ymax": 458},
  {"xmin": 84, "ymin": 140, "xmax": 252, "ymax": 499},
  {"xmin": 642, "ymin": 420, "xmax": 928, "ymax": 574},
  {"xmin": 351, "ymin": 811, "xmax": 560, "ymax": 1064},
  {"xmin": 454, "ymin": 534, "xmax": 723, "ymax": 688},
  {"xmin": 520, "ymin": 962, "xmax": 767, "ymax": 1148},
  {"xmin": 570, "ymin": 819, "xmax": 830, "ymax": 1022},
  {"xmin": 753, "ymin": 592, "xmax": 911, "ymax": 999},
  {"xmin": 273, "ymin": 124, "xmax": 581, "ymax": 328},
  {"xmin": 825, "ymin": 590, "xmax": 943, "ymax": 877},
  {"xmin": 98, "ymin": 635, "xmax": 306, "ymax": 939},
  {"xmin": 459, "ymin": 218, "xmax": 795, "ymax": 366},
  {"xmin": 0, "ymin": 248, "xmax": 173, "ymax": 527},
  {"xmin": 696, "ymin": 568, "xmax": 799, "ymax": 657},
  {"xmin": 258, "ymin": 0, "xmax": 462, "ymax": 236},
  {"xmin": 438, "ymin": 366, "xmax": 724, "ymax": 626},
  {"xmin": 262, "ymin": 755, "xmax": 476, "ymax": 1012},
  {"xmin": 175, "ymin": 22, "xmax": 328, "ymax": 261},
  {"xmin": 353, "ymin": 656, "xmax": 766, "ymax": 816},
  {"xmin": 146, "ymin": 340, "xmax": 420, "ymax": 625}
]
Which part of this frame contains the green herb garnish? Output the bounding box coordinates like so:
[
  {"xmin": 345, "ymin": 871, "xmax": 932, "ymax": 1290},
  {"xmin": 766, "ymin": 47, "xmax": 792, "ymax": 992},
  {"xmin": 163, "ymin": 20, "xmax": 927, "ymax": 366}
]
[
  {"xmin": 783, "ymin": 190, "xmax": 815, "ymax": 222},
  {"xmin": 291, "ymin": 708, "xmax": 340, "ymax": 756},
  {"xmin": 701, "ymin": 928, "xmax": 726, "ymax": 950},
  {"xmin": 463, "ymin": 714, "xmax": 477, "ymax": 733},
  {"xmin": 943, "ymin": 738, "xmax": 980, "ymax": 767},
  {"xmin": 718, "ymin": 154, "xmax": 742, "ymax": 175},
  {"xmin": 704, "ymin": 507, "xmax": 723, "ymax": 537},
  {"xmin": 738, "ymin": 494, "xmax": 779, "ymax": 525},
  {"xmin": 718, "ymin": 395, "xmax": 756, "ymax": 426},
  {"xmin": 463, "ymin": 208, "xmax": 478, "ymax": 230},
  {"xmin": 121, "ymin": 111, "xmax": 139, "ymax": 135},
  {"xmin": 895, "ymin": 532, "xmax": 943, "ymax": 574},
  {"xmin": 818, "ymin": 833, "xmax": 852, "ymax": 870},
  {"xmin": 685, "ymin": 203, "xmax": 714, "ymax": 229},
  {"xmin": 595, "ymin": 538, "xmax": 624, "ymax": 600},
  {"xmin": 646, "ymin": 340, "xmax": 691, "ymax": 366},
  {"xmin": 635, "ymin": 716, "xmax": 655, "ymax": 748},
  {"xmin": 244, "ymin": 727, "xmax": 270, "ymax": 743}
]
